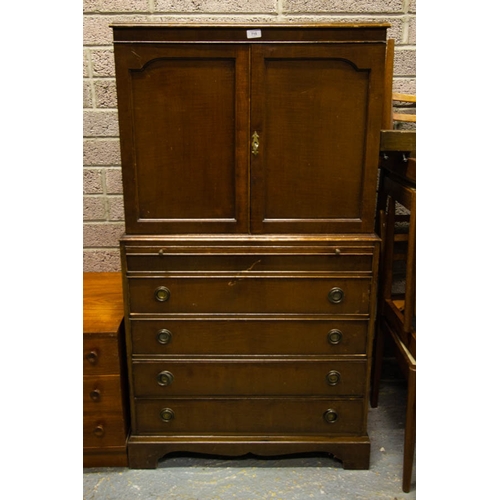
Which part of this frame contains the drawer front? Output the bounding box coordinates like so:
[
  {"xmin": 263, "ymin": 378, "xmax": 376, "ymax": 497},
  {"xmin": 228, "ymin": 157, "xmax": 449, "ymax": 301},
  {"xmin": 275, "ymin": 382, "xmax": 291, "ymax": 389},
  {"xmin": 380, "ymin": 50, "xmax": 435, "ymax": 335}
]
[
  {"xmin": 83, "ymin": 336, "xmax": 121, "ymax": 375},
  {"xmin": 83, "ymin": 414, "xmax": 128, "ymax": 448},
  {"xmin": 126, "ymin": 250, "xmax": 373, "ymax": 273},
  {"xmin": 83, "ymin": 375, "xmax": 125, "ymax": 415},
  {"xmin": 132, "ymin": 359, "xmax": 366, "ymax": 397},
  {"xmin": 134, "ymin": 398, "xmax": 365, "ymax": 435},
  {"xmin": 130, "ymin": 318, "xmax": 368, "ymax": 355},
  {"xmin": 128, "ymin": 277, "xmax": 371, "ymax": 314}
]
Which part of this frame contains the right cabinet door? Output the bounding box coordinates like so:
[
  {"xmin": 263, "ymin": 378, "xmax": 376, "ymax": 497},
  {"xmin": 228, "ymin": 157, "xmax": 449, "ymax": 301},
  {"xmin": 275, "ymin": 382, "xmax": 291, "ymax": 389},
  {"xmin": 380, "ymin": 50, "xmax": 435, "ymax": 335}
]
[{"xmin": 250, "ymin": 43, "xmax": 385, "ymax": 234}]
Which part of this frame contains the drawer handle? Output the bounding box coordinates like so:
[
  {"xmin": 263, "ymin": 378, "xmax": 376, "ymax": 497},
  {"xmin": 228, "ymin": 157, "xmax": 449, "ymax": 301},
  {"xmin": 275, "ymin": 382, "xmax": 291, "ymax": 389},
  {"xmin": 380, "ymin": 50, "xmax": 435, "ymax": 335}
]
[
  {"xmin": 90, "ymin": 389, "xmax": 101, "ymax": 401},
  {"xmin": 324, "ymin": 409, "xmax": 339, "ymax": 424},
  {"xmin": 156, "ymin": 329, "xmax": 172, "ymax": 345},
  {"xmin": 157, "ymin": 370, "xmax": 174, "ymax": 387},
  {"xmin": 326, "ymin": 370, "xmax": 341, "ymax": 386},
  {"xmin": 327, "ymin": 329, "xmax": 343, "ymax": 345},
  {"xmin": 328, "ymin": 287, "xmax": 344, "ymax": 304},
  {"xmin": 160, "ymin": 408, "xmax": 175, "ymax": 422},
  {"xmin": 154, "ymin": 286, "xmax": 171, "ymax": 302},
  {"xmin": 86, "ymin": 350, "xmax": 99, "ymax": 364},
  {"xmin": 93, "ymin": 424, "xmax": 105, "ymax": 437}
]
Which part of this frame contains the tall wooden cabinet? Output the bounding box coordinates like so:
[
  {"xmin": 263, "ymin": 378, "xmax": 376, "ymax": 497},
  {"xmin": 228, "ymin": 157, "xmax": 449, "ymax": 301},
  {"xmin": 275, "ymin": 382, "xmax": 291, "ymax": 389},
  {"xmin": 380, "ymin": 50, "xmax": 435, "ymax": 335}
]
[{"xmin": 112, "ymin": 23, "xmax": 387, "ymax": 469}]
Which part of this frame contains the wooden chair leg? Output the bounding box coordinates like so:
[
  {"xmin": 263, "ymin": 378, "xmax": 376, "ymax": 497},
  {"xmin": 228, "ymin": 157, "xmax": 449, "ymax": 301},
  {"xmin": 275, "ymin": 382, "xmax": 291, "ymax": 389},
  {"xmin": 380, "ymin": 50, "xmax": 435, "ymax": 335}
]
[
  {"xmin": 371, "ymin": 208, "xmax": 388, "ymax": 408},
  {"xmin": 370, "ymin": 322, "xmax": 384, "ymax": 408},
  {"xmin": 402, "ymin": 365, "xmax": 416, "ymax": 492}
]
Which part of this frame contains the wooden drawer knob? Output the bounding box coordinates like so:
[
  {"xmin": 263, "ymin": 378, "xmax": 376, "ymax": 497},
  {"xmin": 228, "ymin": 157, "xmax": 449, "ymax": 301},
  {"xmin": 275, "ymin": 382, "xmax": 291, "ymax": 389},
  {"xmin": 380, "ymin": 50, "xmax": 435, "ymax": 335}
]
[
  {"xmin": 328, "ymin": 287, "xmax": 344, "ymax": 304},
  {"xmin": 326, "ymin": 370, "xmax": 341, "ymax": 386},
  {"xmin": 90, "ymin": 389, "xmax": 101, "ymax": 401},
  {"xmin": 86, "ymin": 350, "xmax": 99, "ymax": 364},
  {"xmin": 327, "ymin": 329, "xmax": 343, "ymax": 345},
  {"xmin": 157, "ymin": 370, "xmax": 174, "ymax": 387},
  {"xmin": 324, "ymin": 409, "xmax": 339, "ymax": 424},
  {"xmin": 93, "ymin": 424, "xmax": 105, "ymax": 437},
  {"xmin": 154, "ymin": 286, "xmax": 171, "ymax": 302}
]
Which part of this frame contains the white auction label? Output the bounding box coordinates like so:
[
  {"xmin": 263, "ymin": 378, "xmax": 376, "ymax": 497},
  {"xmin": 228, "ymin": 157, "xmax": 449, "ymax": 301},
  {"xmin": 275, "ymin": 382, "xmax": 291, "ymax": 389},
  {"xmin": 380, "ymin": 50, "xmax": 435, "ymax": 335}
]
[{"xmin": 246, "ymin": 29, "xmax": 262, "ymax": 39}]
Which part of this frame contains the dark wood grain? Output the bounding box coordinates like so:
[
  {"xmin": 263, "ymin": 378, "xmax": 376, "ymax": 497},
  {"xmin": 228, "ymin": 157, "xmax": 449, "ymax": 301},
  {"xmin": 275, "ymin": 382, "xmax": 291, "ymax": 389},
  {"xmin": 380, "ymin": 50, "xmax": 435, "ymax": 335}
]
[
  {"xmin": 83, "ymin": 272, "xmax": 129, "ymax": 467},
  {"xmin": 113, "ymin": 23, "xmax": 387, "ymax": 471}
]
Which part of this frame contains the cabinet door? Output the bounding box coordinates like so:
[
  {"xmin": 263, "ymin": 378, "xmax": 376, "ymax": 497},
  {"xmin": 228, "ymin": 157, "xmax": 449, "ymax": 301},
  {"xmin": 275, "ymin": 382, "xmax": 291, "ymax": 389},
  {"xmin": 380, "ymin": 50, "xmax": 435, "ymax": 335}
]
[
  {"xmin": 114, "ymin": 44, "xmax": 250, "ymax": 234},
  {"xmin": 250, "ymin": 44, "xmax": 385, "ymax": 234}
]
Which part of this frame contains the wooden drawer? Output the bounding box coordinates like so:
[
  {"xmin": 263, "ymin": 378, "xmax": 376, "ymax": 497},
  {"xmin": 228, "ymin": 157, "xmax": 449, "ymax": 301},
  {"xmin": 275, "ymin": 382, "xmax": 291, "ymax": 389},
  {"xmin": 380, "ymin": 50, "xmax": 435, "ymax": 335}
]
[
  {"xmin": 134, "ymin": 397, "xmax": 365, "ymax": 435},
  {"xmin": 130, "ymin": 318, "xmax": 368, "ymax": 355},
  {"xmin": 83, "ymin": 375, "xmax": 125, "ymax": 415},
  {"xmin": 132, "ymin": 359, "xmax": 367, "ymax": 397},
  {"xmin": 127, "ymin": 277, "xmax": 371, "ymax": 314},
  {"xmin": 125, "ymin": 248, "xmax": 373, "ymax": 273},
  {"xmin": 83, "ymin": 414, "xmax": 129, "ymax": 449},
  {"xmin": 83, "ymin": 335, "xmax": 122, "ymax": 375}
]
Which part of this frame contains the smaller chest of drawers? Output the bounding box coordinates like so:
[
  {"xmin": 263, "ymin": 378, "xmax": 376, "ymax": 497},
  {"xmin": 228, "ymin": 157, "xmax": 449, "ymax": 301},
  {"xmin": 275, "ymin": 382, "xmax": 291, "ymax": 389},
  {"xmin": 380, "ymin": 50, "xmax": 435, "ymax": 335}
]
[{"xmin": 83, "ymin": 273, "xmax": 129, "ymax": 467}]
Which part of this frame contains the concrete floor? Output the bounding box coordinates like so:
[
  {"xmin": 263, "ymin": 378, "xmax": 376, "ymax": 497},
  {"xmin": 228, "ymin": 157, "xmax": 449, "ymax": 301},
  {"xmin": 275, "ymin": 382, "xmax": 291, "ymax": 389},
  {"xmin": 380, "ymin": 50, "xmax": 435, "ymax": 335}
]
[{"xmin": 83, "ymin": 372, "xmax": 415, "ymax": 499}]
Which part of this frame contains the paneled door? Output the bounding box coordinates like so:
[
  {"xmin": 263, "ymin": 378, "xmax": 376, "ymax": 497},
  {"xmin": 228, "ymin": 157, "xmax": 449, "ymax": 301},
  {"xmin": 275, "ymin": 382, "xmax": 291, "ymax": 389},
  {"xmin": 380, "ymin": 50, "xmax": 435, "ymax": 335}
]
[
  {"xmin": 114, "ymin": 44, "xmax": 250, "ymax": 234},
  {"xmin": 249, "ymin": 44, "xmax": 385, "ymax": 234}
]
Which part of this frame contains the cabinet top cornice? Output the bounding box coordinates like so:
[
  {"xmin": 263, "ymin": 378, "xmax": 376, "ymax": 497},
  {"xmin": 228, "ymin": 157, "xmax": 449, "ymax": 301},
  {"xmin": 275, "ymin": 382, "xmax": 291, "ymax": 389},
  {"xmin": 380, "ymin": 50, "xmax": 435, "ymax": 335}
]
[{"xmin": 111, "ymin": 23, "xmax": 389, "ymax": 43}]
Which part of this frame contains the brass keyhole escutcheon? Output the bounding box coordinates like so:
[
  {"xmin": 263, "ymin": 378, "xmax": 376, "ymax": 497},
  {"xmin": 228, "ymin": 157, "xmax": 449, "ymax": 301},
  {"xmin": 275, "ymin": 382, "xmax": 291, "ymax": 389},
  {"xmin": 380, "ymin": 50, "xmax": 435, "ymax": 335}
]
[
  {"xmin": 156, "ymin": 329, "xmax": 172, "ymax": 345},
  {"xmin": 251, "ymin": 131, "xmax": 260, "ymax": 156},
  {"xmin": 154, "ymin": 286, "xmax": 171, "ymax": 302},
  {"xmin": 324, "ymin": 409, "xmax": 338, "ymax": 424},
  {"xmin": 328, "ymin": 287, "xmax": 344, "ymax": 304},
  {"xmin": 326, "ymin": 370, "xmax": 341, "ymax": 386},
  {"xmin": 157, "ymin": 370, "xmax": 174, "ymax": 387},
  {"xmin": 327, "ymin": 329, "xmax": 343, "ymax": 345},
  {"xmin": 160, "ymin": 408, "xmax": 175, "ymax": 422}
]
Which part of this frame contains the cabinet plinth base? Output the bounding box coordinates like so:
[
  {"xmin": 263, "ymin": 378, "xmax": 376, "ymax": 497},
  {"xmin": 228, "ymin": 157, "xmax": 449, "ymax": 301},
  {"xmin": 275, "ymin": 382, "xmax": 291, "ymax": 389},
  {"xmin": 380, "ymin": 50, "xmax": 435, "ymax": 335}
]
[
  {"xmin": 127, "ymin": 435, "xmax": 370, "ymax": 470},
  {"xmin": 83, "ymin": 447, "xmax": 128, "ymax": 468}
]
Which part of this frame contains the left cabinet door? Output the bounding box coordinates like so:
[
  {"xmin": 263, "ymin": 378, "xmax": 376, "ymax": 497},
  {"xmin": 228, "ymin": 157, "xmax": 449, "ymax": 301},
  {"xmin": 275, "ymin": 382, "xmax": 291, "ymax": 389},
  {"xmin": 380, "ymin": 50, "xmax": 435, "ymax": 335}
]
[{"xmin": 114, "ymin": 44, "xmax": 250, "ymax": 234}]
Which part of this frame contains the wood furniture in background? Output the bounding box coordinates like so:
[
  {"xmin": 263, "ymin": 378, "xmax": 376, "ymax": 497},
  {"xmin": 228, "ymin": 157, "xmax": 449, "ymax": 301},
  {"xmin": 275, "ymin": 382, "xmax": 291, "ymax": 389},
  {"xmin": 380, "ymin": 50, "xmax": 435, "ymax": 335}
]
[
  {"xmin": 112, "ymin": 23, "xmax": 388, "ymax": 470},
  {"xmin": 83, "ymin": 272, "xmax": 129, "ymax": 467},
  {"xmin": 371, "ymin": 38, "xmax": 416, "ymax": 493}
]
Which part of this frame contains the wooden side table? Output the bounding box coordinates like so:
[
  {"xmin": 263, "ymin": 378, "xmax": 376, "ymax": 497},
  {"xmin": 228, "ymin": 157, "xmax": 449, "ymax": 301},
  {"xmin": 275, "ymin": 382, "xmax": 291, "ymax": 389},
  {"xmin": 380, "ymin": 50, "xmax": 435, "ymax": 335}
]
[{"xmin": 83, "ymin": 272, "xmax": 129, "ymax": 467}]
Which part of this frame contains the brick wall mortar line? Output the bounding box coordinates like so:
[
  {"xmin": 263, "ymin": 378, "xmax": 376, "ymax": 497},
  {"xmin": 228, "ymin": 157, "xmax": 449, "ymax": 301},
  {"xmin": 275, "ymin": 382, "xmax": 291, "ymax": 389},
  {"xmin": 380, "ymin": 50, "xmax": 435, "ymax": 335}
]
[
  {"xmin": 277, "ymin": 0, "xmax": 283, "ymax": 20},
  {"xmin": 282, "ymin": 13, "xmax": 410, "ymax": 19},
  {"xmin": 84, "ymin": 220, "xmax": 120, "ymax": 225},
  {"xmin": 84, "ymin": 48, "xmax": 97, "ymax": 108},
  {"xmin": 84, "ymin": 246, "xmax": 122, "ymax": 249},
  {"xmin": 84, "ymin": 108, "xmax": 118, "ymax": 113}
]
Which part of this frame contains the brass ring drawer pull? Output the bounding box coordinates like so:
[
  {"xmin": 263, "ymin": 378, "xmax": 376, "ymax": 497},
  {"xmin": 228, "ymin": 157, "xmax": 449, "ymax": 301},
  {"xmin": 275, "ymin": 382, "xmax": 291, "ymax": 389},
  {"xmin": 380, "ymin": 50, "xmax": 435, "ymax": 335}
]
[
  {"xmin": 154, "ymin": 286, "xmax": 171, "ymax": 302},
  {"xmin": 327, "ymin": 329, "xmax": 343, "ymax": 345},
  {"xmin": 157, "ymin": 370, "xmax": 174, "ymax": 387},
  {"xmin": 324, "ymin": 409, "xmax": 339, "ymax": 424},
  {"xmin": 156, "ymin": 329, "xmax": 172, "ymax": 345},
  {"xmin": 328, "ymin": 287, "xmax": 344, "ymax": 304},
  {"xmin": 326, "ymin": 370, "xmax": 341, "ymax": 386},
  {"xmin": 160, "ymin": 408, "xmax": 175, "ymax": 422}
]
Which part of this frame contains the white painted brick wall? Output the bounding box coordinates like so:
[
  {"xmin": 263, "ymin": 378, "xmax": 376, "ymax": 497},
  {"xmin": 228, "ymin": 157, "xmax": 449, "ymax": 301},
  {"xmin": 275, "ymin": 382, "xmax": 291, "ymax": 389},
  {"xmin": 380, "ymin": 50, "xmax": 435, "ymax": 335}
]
[{"xmin": 83, "ymin": 0, "xmax": 417, "ymax": 272}]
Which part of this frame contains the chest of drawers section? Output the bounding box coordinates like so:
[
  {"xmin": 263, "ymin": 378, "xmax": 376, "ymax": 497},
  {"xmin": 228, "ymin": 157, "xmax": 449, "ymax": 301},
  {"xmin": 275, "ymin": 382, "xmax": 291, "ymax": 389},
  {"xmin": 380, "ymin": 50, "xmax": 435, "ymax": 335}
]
[
  {"xmin": 121, "ymin": 237, "xmax": 379, "ymax": 469},
  {"xmin": 83, "ymin": 273, "xmax": 130, "ymax": 467}
]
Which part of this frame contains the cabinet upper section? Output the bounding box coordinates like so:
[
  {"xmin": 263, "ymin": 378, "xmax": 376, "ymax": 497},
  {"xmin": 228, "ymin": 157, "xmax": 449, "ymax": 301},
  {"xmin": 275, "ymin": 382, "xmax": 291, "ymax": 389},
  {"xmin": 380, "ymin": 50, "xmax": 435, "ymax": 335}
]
[{"xmin": 112, "ymin": 24, "xmax": 388, "ymax": 235}]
